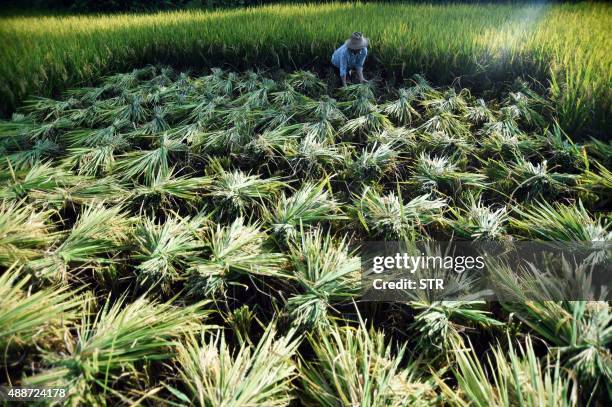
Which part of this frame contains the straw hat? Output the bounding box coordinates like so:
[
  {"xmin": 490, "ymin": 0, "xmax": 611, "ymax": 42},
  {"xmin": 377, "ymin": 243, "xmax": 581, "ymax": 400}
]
[{"xmin": 345, "ymin": 32, "xmax": 369, "ymax": 50}]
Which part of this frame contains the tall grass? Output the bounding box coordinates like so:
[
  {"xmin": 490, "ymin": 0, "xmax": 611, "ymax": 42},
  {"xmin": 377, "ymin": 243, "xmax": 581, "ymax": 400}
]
[{"xmin": 0, "ymin": 2, "xmax": 610, "ymax": 135}]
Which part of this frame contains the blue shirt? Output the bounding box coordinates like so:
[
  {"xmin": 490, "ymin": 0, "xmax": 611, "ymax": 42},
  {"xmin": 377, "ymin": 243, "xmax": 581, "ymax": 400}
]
[{"xmin": 331, "ymin": 44, "xmax": 367, "ymax": 77}]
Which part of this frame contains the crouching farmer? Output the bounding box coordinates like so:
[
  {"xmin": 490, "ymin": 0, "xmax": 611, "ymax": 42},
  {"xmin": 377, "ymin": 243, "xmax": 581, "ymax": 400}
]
[{"xmin": 331, "ymin": 32, "xmax": 369, "ymax": 86}]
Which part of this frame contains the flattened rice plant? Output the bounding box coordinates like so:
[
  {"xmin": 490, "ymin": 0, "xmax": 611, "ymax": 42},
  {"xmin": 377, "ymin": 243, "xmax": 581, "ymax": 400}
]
[
  {"xmin": 543, "ymin": 123, "xmax": 585, "ymax": 171},
  {"xmin": 299, "ymin": 318, "xmax": 438, "ymax": 406},
  {"xmin": 174, "ymin": 323, "xmax": 299, "ymax": 406},
  {"xmin": 27, "ymin": 204, "xmax": 132, "ymax": 280},
  {"xmin": 355, "ymin": 187, "xmax": 446, "ymax": 240},
  {"xmin": 3, "ymin": 139, "xmax": 61, "ymax": 170},
  {"xmin": 63, "ymin": 119, "xmax": 129, "ymax": 148},
  {"xmin": 267, "ymin": 181, "xmax": 345, "ymax": 242},
  {"xmin": 511, "ymin": 200, "xmax": 611, "ymax": 241},
  {"xmin": 505, "ymin": 89, "xmax": 547, "ymax": 128},
  {"xmin": 97, "ymin": 95, "xmax": 149, "ymax": 125},
  {"xmin": 115, "ymin": 133, "xmax": 187, "ymax": 185},
  {"xmin": 25, "ymin": 296, "xmax": 210, "ymax": 405},
  {"xmin": 579, "ymin": 162, "xmax": 612, "ymax": 202},
  {"xmin": 465, "ymin": 98, "xmax": 494, "ymax": 124},
  {"xmin": 197, "ymin": 119, "xmax": 254, "ymax": 154},
  {"xmin": 137, "ymin": 106, "xmax": 170, "ymax": 135},
  {"xmin": 419, "ymin": 111, "xmax": 470, "ymax": 138},
  {"xmin": 207, "ymin": 68, "xmax": 237, "ymax": 96},
  {"xmin": 188, "ymin": 218, "xmax": 286, "ymax": 298},
  {"xmin": 287, "ymin": 70, "xmax": 326, "ymax": 96},
  {"xmin": 207, "ymin": 160, "xmax": 284, "ymax": 218},
  {"xmin": 409, "ymin": 301, "xmax": 502, "ymax": 359},
  {"xmin": 383, "ymin": 88, "xmax": 421, "ymax": 125},
  {"xmin": 480, "ymin": 130, "xmax": 540, "ymax": 159},
  {"xmin": 498, "ymin": 156, "xmax": 576, "ymax": 200},
  {"xmin": 443, "ymin": 336, "xmax": 577, "ymax": 407},
  {"xmin": 244, "ymin": 122, "xmax": 301, "ymax": 157},
  {"xmin": 351, "ymin": 142, "xmax": 399, "ymax": 182},
  {"xmin": 420, "ymin": 131, "xmax": 473, "ymax": 156},
  {"xmin": 66, "ymin": 144, "xmax": 122, "ymax": 176},
  {"xmin": 421, "ymin": 88, "xmax": 469, "ymax": 115},
  {"xmin": 340, "ymin": 83, "xmax": 377, "ymax": 117},
  {"xmin": 287, "ymin": 134, "xmax": 345, "ymax": 177},
  {"xmin": 286, "ymin": 229, "xmax": 360, "ymax": 328},
  {"xmin": 500, "ymin": 301, "xmax": 611, "ymax": 395},
  {"xmin": 368, "ymin": 126, "xmax": 416, "ymax": 149},
  {"xmin": 0, "ymin": 163, "xmax": 80, "ymax": 202},
  {"xmin": 412, "ymin": 153, "xmax": 487, "ymax": 194},
  {"xmin": 133, "ymin": 215, "xmax": 203, "ymax": 291},
  {"xmin": 480, "ymin": 107, "xmax": 523, "ymax": 140},
  {"xmin": 0, "ymin": 200, "xmax": 55, "ymax": 266},
  {"xmin": 449, "ymin": 197, "xmax": 508, "ymax": 240},
  {"xmin": 0, "ymin": 266, "xmax": 83, "ymax": 352},
  {"xmin": 301, "ymin": 96, "xmax": 345, "ymax": 125},
  {"xmin": 340, "ymin": 110, "xmax": 393, "ymax": 138},
  {"xmin": 301, "ymin": 119, "xmax": 337, "ymax": 143},
  {"xmin": 271, "ymin": 82, "xmax": 309, "ymax": 108},
  {"xmin": 131, "ymin": 169, "xmax": 211, "ymax": 211}
]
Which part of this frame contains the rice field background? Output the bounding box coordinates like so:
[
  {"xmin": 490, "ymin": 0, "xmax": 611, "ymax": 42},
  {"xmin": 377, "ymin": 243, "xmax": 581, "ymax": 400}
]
[
  {"xmin": 0, "ymin": 1, "xmax": 611, "ymax": 406},
  {"xmin": 0, "ymin": 2, "xmax": 610, "ymax": 136}
]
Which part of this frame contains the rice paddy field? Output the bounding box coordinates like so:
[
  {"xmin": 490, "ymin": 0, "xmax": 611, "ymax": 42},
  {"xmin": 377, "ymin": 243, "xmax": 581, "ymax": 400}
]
[
  {"xmin": 0, "ymin": 2, "xmax": 610, "ymax": 135},
  {"xmin": 0, "ymin": 1, "xmax": 611, "ymax": 406}
]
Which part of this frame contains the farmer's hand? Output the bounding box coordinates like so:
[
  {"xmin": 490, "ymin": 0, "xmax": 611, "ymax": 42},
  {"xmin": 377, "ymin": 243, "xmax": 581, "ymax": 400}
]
[{"xmin": 356, "ymin": 68, "xmax": 366, "ymax": 84}]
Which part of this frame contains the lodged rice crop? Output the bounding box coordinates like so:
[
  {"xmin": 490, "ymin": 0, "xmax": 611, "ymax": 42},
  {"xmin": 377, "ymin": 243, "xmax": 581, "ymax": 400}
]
[
  {"xmin": 0, "ymin": 2, "xmax": 610, "ymax": 136},
  {"xmin": 0, "ymin": 65, "xmax": 610, "ymax": 404}
]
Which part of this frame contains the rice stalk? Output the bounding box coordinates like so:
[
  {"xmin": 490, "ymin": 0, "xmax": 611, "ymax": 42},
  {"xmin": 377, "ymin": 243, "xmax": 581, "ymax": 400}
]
[
  {"xmin": 0, "ymin": 200, "xmax": 56, "ymax": 266},
  {"xmin": 25, "ymin": 296, "xmax": 210, "ymax": 404},
  {"xmin": 511, "ymin": 200, "xmax": 611, "ymax": 241},
  {"xmin": 0, "ymin": 265, "xmax": 83, "ymax": 351},
  {"xmin": 443, "ymin": 336, "xmax": 577, "ymax": 406},
  {"xmin": 355, "ymin": 187, "xmax": 446, "ymax": 240},
  {"xmin": 173, "ymin": 323, "xmax": 299, "ymax": 406},
  {"xmin": 286, "ymin": 229, "xmax": 360, "ymax": 328},
  {"xmin": 299, "ymin": 317, "xmax": 439, "ymax": 406},
  {"xmin": 267, "ymin": 181, "xmax": 346, "ymax": 242},
  {"xmin": 188, "ymin": 217, "xmax": 286, "ymax": 298}
]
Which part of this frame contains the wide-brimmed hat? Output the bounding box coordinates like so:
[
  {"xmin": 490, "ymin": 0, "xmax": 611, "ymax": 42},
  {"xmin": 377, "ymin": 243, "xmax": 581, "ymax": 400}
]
[{"xmin": 345, "ymin": 32, "xmax": 369, "ymax": 50}]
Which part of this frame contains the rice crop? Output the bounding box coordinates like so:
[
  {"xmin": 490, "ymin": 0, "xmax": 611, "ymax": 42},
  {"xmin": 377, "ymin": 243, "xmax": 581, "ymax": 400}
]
[
  {"xmin": 0, "ymin": 2, "xmax": 610, "ymax": 136},
  {"xmin": 0, "ymin": 64, "xmax": 610, "ymax": 404}
]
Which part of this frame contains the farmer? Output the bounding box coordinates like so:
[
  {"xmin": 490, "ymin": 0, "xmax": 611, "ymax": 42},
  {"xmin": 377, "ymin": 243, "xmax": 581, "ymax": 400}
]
[{"xmin": 331, "ymin": 32, "xmax": 369, "ymax": 86}]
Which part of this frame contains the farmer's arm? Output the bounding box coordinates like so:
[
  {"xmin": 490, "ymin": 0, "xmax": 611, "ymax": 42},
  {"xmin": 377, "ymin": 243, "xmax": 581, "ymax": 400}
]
[
  {"xmin": 338, "ymin": 56, "xmax": 348, "ymax": 86},
  {"xmin": 356, "ymin": 48, "xmax": 368, "ymax": 83},
  {"xmin": 356, "ymin": 69, "xmax": 365, "ymax": 83}
]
